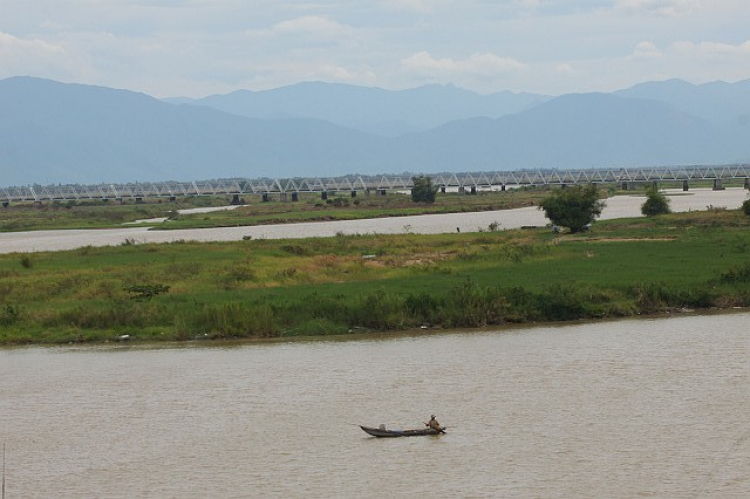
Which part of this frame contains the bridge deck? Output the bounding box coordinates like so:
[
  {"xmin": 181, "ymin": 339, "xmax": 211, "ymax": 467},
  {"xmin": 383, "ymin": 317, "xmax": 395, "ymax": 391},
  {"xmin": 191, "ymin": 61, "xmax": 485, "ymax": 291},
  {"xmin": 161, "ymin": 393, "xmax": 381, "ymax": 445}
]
[{"xmin": 3, "ymin": 165, "xmax": 750, "ymax": 203}]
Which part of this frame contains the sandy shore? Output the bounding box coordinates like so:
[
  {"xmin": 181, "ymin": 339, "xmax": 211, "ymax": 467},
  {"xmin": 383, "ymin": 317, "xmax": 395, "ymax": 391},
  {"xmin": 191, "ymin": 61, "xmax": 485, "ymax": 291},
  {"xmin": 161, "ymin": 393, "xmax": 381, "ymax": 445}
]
[{"xmin": 1, "ymin": 188, "xmax": 747, "ymax": 254}]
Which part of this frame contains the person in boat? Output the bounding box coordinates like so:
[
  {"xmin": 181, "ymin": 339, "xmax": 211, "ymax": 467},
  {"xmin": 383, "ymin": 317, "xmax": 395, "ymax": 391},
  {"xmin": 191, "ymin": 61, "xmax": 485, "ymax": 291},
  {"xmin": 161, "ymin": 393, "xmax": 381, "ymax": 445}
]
[{"xmin": 425, "ymin": 415, "xmax": 442, "ymax": 432}]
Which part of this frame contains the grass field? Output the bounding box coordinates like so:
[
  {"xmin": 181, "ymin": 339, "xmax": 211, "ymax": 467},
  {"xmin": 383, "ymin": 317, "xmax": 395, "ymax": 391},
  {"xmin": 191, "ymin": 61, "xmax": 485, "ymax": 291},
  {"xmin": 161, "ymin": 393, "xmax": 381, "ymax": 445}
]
[{"xmin": 1, "ymin": 205, "xmax": 749, "ymax": 345}]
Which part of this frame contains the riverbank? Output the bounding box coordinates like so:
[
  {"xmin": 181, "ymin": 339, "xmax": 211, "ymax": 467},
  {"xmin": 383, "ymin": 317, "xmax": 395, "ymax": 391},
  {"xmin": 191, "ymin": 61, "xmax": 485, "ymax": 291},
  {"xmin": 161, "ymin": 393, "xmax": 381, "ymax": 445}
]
[
  {"xmin": 1, "ymin": 187, "xmax": 747, "ymax": 254},
  {"xmin": 1, "ymin": 206, "xmax": 749, "ymax": 345}
]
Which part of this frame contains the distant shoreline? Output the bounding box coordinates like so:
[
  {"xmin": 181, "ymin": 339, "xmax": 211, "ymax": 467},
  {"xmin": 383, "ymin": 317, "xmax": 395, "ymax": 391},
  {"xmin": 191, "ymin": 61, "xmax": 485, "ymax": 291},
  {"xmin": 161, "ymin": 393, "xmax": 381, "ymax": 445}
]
[{"xmin": 1, "ymin": 188, "xmax": 747, "ymax": 254}]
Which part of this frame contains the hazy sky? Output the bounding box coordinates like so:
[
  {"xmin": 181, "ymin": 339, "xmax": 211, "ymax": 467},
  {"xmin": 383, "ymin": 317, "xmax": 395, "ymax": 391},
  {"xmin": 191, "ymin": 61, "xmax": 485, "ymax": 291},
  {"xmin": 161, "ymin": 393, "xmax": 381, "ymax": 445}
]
[{"xmin": 1, "ymin": 0, "xmax": 749, "ymax": 98}]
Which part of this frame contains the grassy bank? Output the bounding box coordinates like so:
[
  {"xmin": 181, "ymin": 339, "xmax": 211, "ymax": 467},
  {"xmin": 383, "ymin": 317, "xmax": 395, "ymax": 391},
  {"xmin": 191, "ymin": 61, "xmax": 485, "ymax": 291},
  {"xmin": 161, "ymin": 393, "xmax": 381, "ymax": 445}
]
[
  {"xmin": 0, "ymin": 189, "xmax": 549, "ymax": 232},
  {"xmin": 1, "ymin": 208, "xmax": 750, "ymax": 345}
]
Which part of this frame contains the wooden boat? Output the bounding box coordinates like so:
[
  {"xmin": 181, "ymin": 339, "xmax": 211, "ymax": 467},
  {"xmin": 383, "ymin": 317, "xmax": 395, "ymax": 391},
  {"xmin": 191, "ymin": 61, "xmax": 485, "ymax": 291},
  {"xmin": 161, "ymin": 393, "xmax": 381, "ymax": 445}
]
[{"xmin": 359, "ymin": 425, "xmax": 445, "ymax": 438}]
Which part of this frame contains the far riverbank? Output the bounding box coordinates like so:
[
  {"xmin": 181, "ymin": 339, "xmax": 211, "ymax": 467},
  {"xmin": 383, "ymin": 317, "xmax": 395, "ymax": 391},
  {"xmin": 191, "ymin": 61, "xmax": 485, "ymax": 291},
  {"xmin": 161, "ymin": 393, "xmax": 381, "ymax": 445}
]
[{"xmin": 0, "ymin": 188, "xmax": 746, "ymax": 254}]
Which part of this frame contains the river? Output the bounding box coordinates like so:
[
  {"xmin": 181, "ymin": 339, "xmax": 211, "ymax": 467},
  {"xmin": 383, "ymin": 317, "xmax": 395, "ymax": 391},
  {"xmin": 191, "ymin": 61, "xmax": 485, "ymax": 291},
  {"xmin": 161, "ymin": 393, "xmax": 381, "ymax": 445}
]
[
  {"xmin": 0, "ymin": 187, "xmax": 747, "ymax": 254},
  {"xmin": 1, "ymin": 312, "xmax": 748, "ymax": 498}
]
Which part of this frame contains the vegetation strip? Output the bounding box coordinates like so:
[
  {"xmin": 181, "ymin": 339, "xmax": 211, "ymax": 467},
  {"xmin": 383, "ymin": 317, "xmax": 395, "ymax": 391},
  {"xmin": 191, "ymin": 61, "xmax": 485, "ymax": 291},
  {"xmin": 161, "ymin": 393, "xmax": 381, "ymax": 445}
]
[{"xmin": 1, "ymin": 205, "xmax": 750, "ymax": 345}]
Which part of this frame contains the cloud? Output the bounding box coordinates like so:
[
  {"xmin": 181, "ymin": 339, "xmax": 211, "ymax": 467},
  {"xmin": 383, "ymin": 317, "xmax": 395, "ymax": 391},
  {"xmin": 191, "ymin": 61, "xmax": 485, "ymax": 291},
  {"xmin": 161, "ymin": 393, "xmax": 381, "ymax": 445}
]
[
  {"xmin": 381, "ymin": 0, "xmax": 434, "ymax": 13},
  {"xmin": 401, "ymin": 51, "xmax": 526, "ymax": 76},
  {"xmin": 555, "ymin": 63, "xmax": 575, "ymax": 74},
  {"xmin": 629, "ymin": 41, "xmax": 663, "ymax": 59},
  {"xmin": 0, "ymin": 31, "xmax": 64, "ymax": 57},
  {"xmin": 681, "ymin": 39, "xmax": 750, "ymax": 56},
  {"xmin": 0, "ymin": 31, "xmax": 73, "ymax": 80},
  {"xmin": 614, "ymin": 0, "xmax": 700, "ymax": 17},
  {"xmin": 271, "ymin": 15, "xmax": 353, "ymax": 38}
]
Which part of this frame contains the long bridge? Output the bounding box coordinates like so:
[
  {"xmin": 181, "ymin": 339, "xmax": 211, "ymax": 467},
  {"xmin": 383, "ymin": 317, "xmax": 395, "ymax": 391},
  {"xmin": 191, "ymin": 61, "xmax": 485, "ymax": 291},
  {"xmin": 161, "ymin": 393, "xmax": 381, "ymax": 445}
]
[{"xmin": 3, "ymin": 164, "xmax": 750, "ymax": 205}]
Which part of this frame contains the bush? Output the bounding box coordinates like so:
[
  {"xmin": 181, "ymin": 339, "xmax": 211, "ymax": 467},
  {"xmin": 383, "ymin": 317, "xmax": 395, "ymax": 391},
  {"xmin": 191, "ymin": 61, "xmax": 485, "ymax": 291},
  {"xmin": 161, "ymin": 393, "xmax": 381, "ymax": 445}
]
[
  {"xmin": 538, "ymin": 184, "xmax": 606, "ymax": 233},
  {"xmin": 189, "ymin": 302, "xmax": 280, "ymax": 338},
  {"xmin": 124, "ymin": 284, "xmax": 170, "ymax": 301},
  {"xmin": 742, "ymin": 199, "xmax": 750, "ymax": 217},
  {"xmin": 641, "ymin": 184, "xmax": 672, "ymax": 216},
  {"xmin": 411, "ymin": 175, "xmax": 438, "ymax": 203}
]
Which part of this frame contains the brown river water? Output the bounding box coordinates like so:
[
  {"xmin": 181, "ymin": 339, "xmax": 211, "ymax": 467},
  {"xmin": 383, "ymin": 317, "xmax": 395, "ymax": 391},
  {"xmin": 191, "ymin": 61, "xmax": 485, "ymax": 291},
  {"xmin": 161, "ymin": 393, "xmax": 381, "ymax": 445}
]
[{"xmin": 1, "ymin": 312, "xmax": 748, "ymax": 498}]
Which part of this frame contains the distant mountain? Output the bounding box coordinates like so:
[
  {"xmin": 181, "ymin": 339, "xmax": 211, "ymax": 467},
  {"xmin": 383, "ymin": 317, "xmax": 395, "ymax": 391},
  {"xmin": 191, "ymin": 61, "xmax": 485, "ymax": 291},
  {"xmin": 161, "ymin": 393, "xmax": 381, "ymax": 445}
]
[
  {"xmin": 0, "ymin": 77, "xmax": 388, "ymax": 185},
  {"xmin": 178, "ymin": 82, "xmax": 551, "ymax": 137},
  {"xmin": 615, "ymin": 78, "xmax": 750, "ymax": 131},
  {"xmin": 394, "ymin": 92, "xmax": 747, "ymax": 170},
  {"xmin": 1, "ymin": 77, "xmax": 748, "ymax": 186}
]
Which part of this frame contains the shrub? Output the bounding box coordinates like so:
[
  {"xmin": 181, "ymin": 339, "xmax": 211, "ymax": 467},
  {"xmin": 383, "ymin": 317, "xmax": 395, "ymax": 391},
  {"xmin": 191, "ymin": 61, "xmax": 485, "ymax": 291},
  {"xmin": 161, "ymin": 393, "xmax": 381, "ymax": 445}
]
[
  {"xmin": 438, "ymin": 279, "xmax": 504, "ymax": 327},
  {"xmin": 0, "ymin": 304, "xmax": 21, "ymax": 326},
  {"xmin": 536, "ymin": 284, "xmax": 585, "ymax": 321},
  {"xmin": 641, "ymin": 184, "xmax": 672, "ymax": 216},
  {"xmin": 351, "ymin": 290, "xmax": 409, "ymax": 329},
  {"xmin": 411, "ymin": 175, "xmax": 438, "ymax": 203},
  {"xmin": 124, "ymin": 284, "xmax": 170, "ymax": 301},
  {"xmin": 538, "ymin": 184, "xmax": 606, "ymax": 233},
  {"xmin": 719, "ymin": 263, "xmax": 750, "ymax": 284},
  {"xmin": 189, "ymin": 302, "xmax": 280, "ymax": 338}
]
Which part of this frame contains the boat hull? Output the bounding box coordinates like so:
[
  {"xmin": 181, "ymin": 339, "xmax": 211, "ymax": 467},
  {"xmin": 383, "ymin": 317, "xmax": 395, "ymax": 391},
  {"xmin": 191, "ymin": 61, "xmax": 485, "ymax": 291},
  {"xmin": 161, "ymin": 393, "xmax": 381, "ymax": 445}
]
[{"xmin": 359, "ymin": 425, "xmax": 445, "ymax": 438}]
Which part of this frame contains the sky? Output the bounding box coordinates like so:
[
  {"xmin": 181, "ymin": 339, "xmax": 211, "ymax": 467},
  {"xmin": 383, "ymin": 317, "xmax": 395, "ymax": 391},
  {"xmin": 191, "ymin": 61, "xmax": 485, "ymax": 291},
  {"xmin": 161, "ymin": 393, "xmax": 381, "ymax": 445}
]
[{"xmin": 1, "ymin": 0, "xmax": 749, "ymax": 98}]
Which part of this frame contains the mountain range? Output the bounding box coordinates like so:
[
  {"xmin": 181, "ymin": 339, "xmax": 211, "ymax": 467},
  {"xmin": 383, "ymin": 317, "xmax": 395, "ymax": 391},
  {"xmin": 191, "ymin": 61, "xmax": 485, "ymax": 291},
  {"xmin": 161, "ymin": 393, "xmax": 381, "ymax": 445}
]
[{"xmin": 1, "ymin": 76, "xmax": 749, "ymax": 186}]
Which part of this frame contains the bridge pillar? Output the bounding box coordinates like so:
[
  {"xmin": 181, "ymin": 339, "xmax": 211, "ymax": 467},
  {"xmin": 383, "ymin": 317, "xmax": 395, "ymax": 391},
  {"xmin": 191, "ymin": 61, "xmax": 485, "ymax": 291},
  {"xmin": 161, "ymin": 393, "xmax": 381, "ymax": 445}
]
[
  {"xmin": 470, "ymin": 185, "xmax": 477, "ymax": 195},
  {"xmin": 169, "ymin": 196, "xmax": 176, "ymax": 202},
  {"xmin": 136, "ymin": 197, "xmax": 143, "ymax": 204},
  {"xmin": 501, "ymin": 184, "xmax": 506, "ymax": 191},
  {"xmin": 713, "ymin": 179, "xmax": 725, "ymax": 191},
  {"xmin": 378, "ymin": 189, "xmax": 387, "ymax": 196},
  {"xmin": 351, "ymin": 190, "xmax": 357, "ymax": 198},
  {"xmin": 231, "ymin": 194, "xmax": 241, "ymax": 205},
  {"xmin": 561, "ymin": 183, "xmax": 567, "ymax": 189},
  {"xmin": 321, "ymin": 191, "xmax": 328, "ymax": 200},
  {"xmin": 291, "ymin": 192, "xmax": 299, "ymax": 202},
  {"xmin": 682, "ymin": 180, "xmax": 689, "ymax": 191},
  {"xmin": 2, "ymin": 202, "xmax": 8, "ymax": 208},
  {"xmin": 262, "ymin": 193, "xmax": 269, "ymax": 202},
  {"xmin": 440, "ymin": 185, "xmax": 446, "ymax": 193}
]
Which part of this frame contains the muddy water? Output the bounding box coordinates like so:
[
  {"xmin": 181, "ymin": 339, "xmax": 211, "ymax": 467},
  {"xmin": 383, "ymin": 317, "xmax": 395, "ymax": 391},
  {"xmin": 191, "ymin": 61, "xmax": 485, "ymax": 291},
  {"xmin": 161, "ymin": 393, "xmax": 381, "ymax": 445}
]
[
  {"xmin": 1, "ymin": 312, "xmax": 748, "ymax": 498},
  {"xmin": 0, "ymin": 188, "xmax": 747, "ymax": 253}
]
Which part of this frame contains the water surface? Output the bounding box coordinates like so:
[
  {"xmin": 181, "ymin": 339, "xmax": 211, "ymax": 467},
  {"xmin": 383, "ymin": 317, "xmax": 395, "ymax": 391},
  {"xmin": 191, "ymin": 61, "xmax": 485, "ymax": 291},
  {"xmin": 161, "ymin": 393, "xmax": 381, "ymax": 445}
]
[{"xmin": 2, "ymin": 312, "xmax": 748, "ymax": 498}]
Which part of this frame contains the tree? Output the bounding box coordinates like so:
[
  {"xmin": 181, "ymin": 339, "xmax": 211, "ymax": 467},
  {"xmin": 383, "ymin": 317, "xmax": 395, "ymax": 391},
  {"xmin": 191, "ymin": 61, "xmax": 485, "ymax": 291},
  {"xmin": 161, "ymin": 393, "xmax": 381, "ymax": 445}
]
[
  {"xmin": 411, "ymin": 175, "xmax": 438, "ymax": 203},
  {"xmin": 538, "ymin": 184, "xmax": 606, "ymax": 233},
  {"xmin": 641, "ymin": 184, "xmax": 671, "ymax": 216},
  {"xmin": 742, "ymin": 199, "xmax": 750, "ymax": 217}
]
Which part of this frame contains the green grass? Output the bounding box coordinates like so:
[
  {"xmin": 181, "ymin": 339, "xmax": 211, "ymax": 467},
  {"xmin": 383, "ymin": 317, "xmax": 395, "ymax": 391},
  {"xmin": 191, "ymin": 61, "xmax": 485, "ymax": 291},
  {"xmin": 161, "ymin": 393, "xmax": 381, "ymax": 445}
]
[{"xmin": 2, "ymin": 208, "xmax": 750, "ymax": 344}]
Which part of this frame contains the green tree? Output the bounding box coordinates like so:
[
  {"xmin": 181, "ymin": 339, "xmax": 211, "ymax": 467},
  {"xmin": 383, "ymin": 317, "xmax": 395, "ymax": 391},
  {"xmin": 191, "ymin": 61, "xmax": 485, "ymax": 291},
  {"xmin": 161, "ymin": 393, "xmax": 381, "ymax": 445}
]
[
  {"xmin": 641, "ymin": 184, "xmax": 671, "ymax": 216},
  {"xmin": 411, "ymin": 175, "xmax": 438, "ymax": 203},
  {"xmin": 538, "ymin": 184, "xmax": 606, "ymax": 233},
  {"xmin": 742, "ymin": 199, "xmax": 750, "ymax": 217}
]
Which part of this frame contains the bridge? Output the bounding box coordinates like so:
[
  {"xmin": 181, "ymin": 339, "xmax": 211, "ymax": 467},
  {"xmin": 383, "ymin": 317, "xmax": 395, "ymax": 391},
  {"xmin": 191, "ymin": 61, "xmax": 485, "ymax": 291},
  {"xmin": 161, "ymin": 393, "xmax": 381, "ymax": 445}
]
[{"xmin": 3, "ymin": 164, "xmax": 750, "ymax": 205}]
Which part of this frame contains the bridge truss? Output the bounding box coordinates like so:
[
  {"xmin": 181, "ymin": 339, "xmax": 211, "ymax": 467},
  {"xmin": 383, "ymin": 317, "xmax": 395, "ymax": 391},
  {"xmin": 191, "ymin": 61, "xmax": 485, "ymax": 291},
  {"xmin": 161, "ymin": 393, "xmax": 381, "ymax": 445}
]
[{"xmin": 3, "ymin": 164, "xmax": 750, "ymax": 204}]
